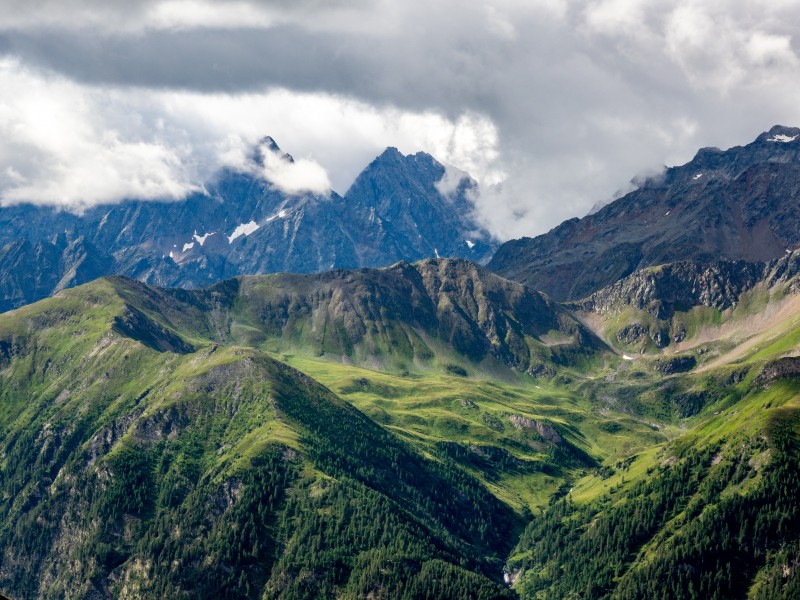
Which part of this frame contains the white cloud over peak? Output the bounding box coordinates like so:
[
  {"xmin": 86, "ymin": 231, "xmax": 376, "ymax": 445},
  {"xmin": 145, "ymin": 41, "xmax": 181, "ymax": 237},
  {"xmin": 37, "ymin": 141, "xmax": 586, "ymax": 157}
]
[
  {"xmin": 257, "ymin": 142, "xmax": 331, "ymax": 196},
  {"xmin": 0, "ymin": 59, "xmax": 503, "ymax": 210},
  {"xmin": 434, "ymin": 164, "xmax": 470, "ymax": 199},
  {"xmin": 0, "ymin": 0, "xmax": 799, "ymax": 238},
  {"xmin": 0, "ymin": 59, "xmax": 202, "ymax": 208}
]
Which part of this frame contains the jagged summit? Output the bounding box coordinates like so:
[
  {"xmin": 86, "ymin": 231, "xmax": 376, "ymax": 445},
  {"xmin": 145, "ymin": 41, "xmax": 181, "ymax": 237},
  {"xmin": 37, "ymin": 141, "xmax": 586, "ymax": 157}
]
[
  {"xmin": 489, "ymin": 126, "xmax": 800, "ymax": 300},
  {"xmin": 377, "ymin": 146, "xmax": 403, "ymax": 158},
  {"xmin": 260, "ymin": 135, "xmax": 282, "ymax": 152},
  {"xmin": 252, "ymin": 135, "xmax": 294, "ymax": 165},
  {"xmin": 364, "ymin": 146, "xmax": 442, "ymax": 174},
  {"xmin": 342, "ymin": 144, "xmax": 495, "ymax": 267},
  {"xmin": 658, "ymin": 124, "xmax": 800, "ymax": 186},
  {"xmin": 757, "ymin": 124, "xmax": 800, "ymax": 143},
  {"xmin": 0, "ymin": 138, "xmax": 496, "ymax": 310}
]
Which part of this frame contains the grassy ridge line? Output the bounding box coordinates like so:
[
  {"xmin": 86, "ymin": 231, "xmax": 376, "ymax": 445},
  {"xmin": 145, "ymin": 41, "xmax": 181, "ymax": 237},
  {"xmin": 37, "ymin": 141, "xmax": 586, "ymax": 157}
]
[
  {"xmin": 104, "ymin": 257, "xmax": 610, "ymax": 378},
  {"xmin": 0, "ymin": 278, "xmax": 519, "ymax": 598}
]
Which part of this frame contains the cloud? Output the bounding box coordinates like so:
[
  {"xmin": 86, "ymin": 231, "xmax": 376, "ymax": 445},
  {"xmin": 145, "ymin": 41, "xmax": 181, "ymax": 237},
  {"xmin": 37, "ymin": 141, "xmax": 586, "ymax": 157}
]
[
  {"xmin": 0, "ymin": 0, "xmax": 377, "ymax": 34},
  {"xmin": 0, "ymin": 1, "xmax": 799, "ymax": 238},
  {"xmin": 0, "ymin": 59, "xmax": 202, "ymax": 208},
  {"xmin": 434, "ymin": 164, "xmax": 470, "ymax": 199},
  {"xmin": 144, "ymin": 88, "xmax": 505, "ymax": 196},
  {"xmin": 145, "ymin": 1, "xmax": 276, "ymax": 31},
  {"xmin": 0, "ymin": 58, "xmax": 502, "ymax": 209},
  {"xmin": 256, "ymin": 140, "xmax": 331, "ymax": 196}
]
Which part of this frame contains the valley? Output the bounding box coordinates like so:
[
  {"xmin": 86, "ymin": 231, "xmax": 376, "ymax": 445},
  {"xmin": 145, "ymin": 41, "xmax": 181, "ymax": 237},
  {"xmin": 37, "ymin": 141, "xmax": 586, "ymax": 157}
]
[
  {"xmin": 1, "ymin": 248, "xmax": 799, "ymax": 598},
  {"xmin": 1, "ymin": 127, "xmax": 800, "ymax": 599}
]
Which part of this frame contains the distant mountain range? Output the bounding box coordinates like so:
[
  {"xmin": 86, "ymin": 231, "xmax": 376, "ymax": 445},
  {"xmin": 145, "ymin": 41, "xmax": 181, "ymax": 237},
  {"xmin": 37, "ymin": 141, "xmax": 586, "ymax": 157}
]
[
  {"xmin": 6, "ymin": 125, "xmax": 800, "ymax": 314},
  {"xmin": 489, "ymin": 125, "xmax": 800, "ymax": 300},
  {"xmin": 0, "ymin": 138, "xmax": 495, "ymax": 311}
]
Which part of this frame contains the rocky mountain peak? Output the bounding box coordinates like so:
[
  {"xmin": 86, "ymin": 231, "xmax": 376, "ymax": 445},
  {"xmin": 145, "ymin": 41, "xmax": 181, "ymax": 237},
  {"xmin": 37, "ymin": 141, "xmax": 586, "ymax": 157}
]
[
  {"xmin": 0, "ymin": 137, "xmax": 497, "ymax": 310},
  {"xmin": 253, "ymin": 135, "xmax": 295, "ymax": 166},
  {"xmin": 756, "ymin": 124, "xmax": 800, "ymax": 144},
  {"xmin": 259, "ymin": 135, "xmax": 281, "ymax": 154},
  {"xmin": 377, "ymin": 146, "xmax": 404, "ymax": 160},
  {"xmin": 571, "ymin": 259, "xmax": 766, "ymax": 320},
  {"xmin": 490, "ymin": 126, "xmax": 800, "ymax": 300},
  {"xmin": 343, "ymin": 146, "xmax": 496, "ymax": 266}
]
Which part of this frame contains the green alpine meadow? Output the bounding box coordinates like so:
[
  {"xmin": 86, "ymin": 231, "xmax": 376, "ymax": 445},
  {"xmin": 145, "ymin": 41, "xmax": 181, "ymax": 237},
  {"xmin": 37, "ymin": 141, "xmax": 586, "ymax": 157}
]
[{"xmin": 1, "ymin": 246, "xmax": 800, "ymax": 598}]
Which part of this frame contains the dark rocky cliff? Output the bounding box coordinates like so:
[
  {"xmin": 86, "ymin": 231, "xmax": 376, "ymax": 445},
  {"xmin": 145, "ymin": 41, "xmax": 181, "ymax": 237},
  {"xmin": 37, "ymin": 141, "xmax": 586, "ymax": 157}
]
[{"xmin": 490, "ymin": 125, "xmax": 800, "ymax": 300}]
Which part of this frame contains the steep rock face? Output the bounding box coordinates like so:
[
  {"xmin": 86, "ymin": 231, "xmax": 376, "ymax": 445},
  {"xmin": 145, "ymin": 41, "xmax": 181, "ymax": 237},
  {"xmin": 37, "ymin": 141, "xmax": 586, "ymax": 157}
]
[
  {"xmin": 570, "ymin": 251, "xmax": 800, "ymax": 352},
  {"xmin": 575, "ymin": 250, "xmax": 800, "ymax": 318},
  {"xmin": 343, "ymin": 148, "xmax": 494, "ymax": 266},
  {"xmin": 0, "ymin": 236, "xmax": 113, "ymax": 311},
  {"xmin": 0, "ymin": 141, "xmax": 496, "ymax": 311},
  {"xmin": 653, "ymin": 355, "xmax": 697, "ymax": 374},
  {"xmin": 106, "ymin": 258, "xmax": 605, "ymax": 374},
  {"xmin": 489, "ymin": 125, "xmax": 800, "ymax": 300},
  {"xmin": 228, "ymin": 258, "xmax": 602, "ymax": 372},
  {"xmin": 755, "ymin": 356, "xmax": 800, "ymax": 387},
  {"xmin": 508, "ymin": 415, "xmax": 562, "ymax": 444},
  {"xmin": 572, "ymin": 260, "xmax": 766, "ymax": 319}
]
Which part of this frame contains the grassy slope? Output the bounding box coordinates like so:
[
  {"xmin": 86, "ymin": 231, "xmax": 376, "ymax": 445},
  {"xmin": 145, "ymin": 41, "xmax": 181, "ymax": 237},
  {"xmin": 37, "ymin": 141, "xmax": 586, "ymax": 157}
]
[
  {"xmin": 116, "ymin": 266, "xmax": 800, "ymax": 599},
  {"xmin": 100, "ymin": 270, "xmax": 800, "ymax": 508},
  {"xmin": 3, "ymin": 267, "xmax": 800, "ymax": 598},
  {"xmin": 506, "ymin": 275, "xmax": 800, "ymax": 598},
  {"xmin": 99, "ymin": 274, "xmax": 643, "ymax": 513},
  {"xmin": 275, "ymin": 354, "xmax": 665, "ymax": 512},
  {"xmin": 0, "ymin": 280, "xmax": 519, "ymax": 599}
]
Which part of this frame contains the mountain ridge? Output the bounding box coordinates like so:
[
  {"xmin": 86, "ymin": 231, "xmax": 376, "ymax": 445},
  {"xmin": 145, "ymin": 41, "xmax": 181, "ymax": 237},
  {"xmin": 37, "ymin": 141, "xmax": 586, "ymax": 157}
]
[
  {"xmin": 489, "ymin": 125, "xmax": 800, "ymax": 300},
  {"xmin": 0, "ymin": 286, "xmax": 518, "ymax": 598},
  {"xmin": 565, "ymin": 249, "xmax": 800, "ymax": 361},
  {"xmin": 1, "ymin": 241, "xmax": 800, "ymax": 598},
  {"xmin": 98, "ymin": 257, "xmax": 606, "ymax": 377},
  {"xmin": 0, "ymin": 140, "xmax": 496, "ymax": 311},
  {"xmin": 3, "ymin": 126, "xmax": 800, "ymax": 599}
]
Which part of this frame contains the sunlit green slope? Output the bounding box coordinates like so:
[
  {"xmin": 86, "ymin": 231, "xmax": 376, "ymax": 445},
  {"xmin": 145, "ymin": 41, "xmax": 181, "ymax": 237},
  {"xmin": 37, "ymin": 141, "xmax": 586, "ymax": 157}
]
[
  {"xmin": 2, "ymin": 253, "xmax": 800, "ymax": 600},
  {"xmin": 506, "ymin": 259, "xmax": 800, "ymax": 600},
  {"xmin": 0, "ymin": 278, "xmax": 520, "ymax": 599}
]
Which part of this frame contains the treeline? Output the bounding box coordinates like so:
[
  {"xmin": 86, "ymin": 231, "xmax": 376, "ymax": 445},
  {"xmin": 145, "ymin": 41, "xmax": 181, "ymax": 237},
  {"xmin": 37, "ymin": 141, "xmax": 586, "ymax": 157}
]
[
  {"xmin": 509, "ymin": 412, "xmax": 800, "ymax": 599},
  {"xmin": 268, "ymin": 360, "xmax": 522, "ymax": 560},
  {"xmin": 267, "ymin": 476, "xmax": 515, "ymax": 599},
  {"xmin": 0, "ymin": 355, "xmax": 520, "ymax": 599}
]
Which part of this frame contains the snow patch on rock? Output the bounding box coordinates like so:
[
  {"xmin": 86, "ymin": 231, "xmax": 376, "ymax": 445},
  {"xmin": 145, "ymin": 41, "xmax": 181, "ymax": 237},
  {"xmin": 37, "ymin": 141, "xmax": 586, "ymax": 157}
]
[
  {"xmin": 228, "ymin": 220, "xmax": 260, "ymax": 243},
  {"xmin": 768, "ymin": 134, "xmax": 798, "ymax": 143},
  {"xmin": 265, "ymin": 209, "xmax": 288, "ymax": 222},
  {"xmin": 193, "ymin": 231, "xmax": 213, "ymax": 246}
]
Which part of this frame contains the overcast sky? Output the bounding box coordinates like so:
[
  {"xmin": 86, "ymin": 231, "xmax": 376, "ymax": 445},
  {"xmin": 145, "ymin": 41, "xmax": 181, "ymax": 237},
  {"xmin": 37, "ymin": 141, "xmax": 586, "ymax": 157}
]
[{"xmin": 0, "ymin": 0, "xmax": 799, "ymax": 239}]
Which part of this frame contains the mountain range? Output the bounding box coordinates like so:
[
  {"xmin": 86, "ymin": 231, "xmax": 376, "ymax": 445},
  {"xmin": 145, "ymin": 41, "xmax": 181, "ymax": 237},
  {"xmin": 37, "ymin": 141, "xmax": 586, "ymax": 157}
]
[
  {"xmin": 0, "ymin": 139, "xmax": 495, "ymax": 311},
  {"xmin": 1, "ymin": 126, "xmax": 800, "ymax": 599},
  {"xmin": 489, "ymin": 125, "xmax": 800, "ymax": 300}
]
